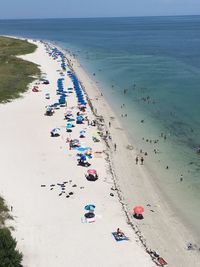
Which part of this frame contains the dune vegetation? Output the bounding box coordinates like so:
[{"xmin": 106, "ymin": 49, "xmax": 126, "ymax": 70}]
[{"xmin": 0, "ymin": 36, "xmax": 40, "ymax": 103}]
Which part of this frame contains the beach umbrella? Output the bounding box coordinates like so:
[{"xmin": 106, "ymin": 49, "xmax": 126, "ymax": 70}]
[
  {"xmin": 80, "ymin": 154, "xmax": 86, "ymax": 161},
  {"xmin": 77, "ymin": 147, "xmax": 86, "ymax": 152},
  {"xmin": 133, "ymin": 206, "xmax": 144, "ymax": 214},
  {"xmin": 67, "ymin": 118, "xmax": 75, "ymax": 122},
  {"xmin": 87, "ymin": 169, "xmax": 97, "ymax": 175},
  {"xmin": 66, "ymin": 123, "xmax": 74, "ymax": 129},
  {"xmin": 84, "ymin": 204, "xmax": 96, "ymax": 211},
  {"xmin": 80, "ymin": 130, "xmax": 86, "ymax": 136}
]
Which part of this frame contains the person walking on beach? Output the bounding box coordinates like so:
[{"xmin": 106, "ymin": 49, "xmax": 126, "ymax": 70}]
[
  {"xmin": 109, "ymin": 121, "xmax": 111, "ymax": 127},
  {"xmin": 135, "ymin": 156, "xmax": 139, "ymax": 165},
  {"xmin": 114, "ymin": 143, "xmax": 117, "ymax": 151},
  {"xmin": 180, "ymin": 174, "xmax": 183, "ymax": 182},
  {"xmin": 141, "ymin": 156, "xmax": 144, "ymax": 165}
]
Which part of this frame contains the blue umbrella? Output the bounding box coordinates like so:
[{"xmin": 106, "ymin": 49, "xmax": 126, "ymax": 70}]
[
  {"xmin": 77, "ymin": 147, "xmax": 86, "ymax": 152},
  {"xmin": 80, "ymin": 154, "xmax": 86, "ymax": 161},
  {"xmin": 84, "ymin": 204, "xmax": 96, "ymax": 211},
  {"xmin": 66, "ymin": 123, "xmax": 73, "ymax": 129}
]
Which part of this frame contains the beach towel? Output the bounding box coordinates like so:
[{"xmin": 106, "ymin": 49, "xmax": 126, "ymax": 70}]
[{"xmin": 112, "ymin": 232, "xmax": 129, "ymax": 242}]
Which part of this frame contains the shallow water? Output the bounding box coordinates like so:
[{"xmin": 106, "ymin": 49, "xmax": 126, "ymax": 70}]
[{"xmin": 0, "ymin": 16, "xmax": 200, "ymax": 236}]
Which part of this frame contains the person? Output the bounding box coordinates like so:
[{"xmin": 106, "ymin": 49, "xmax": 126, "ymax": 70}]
[
  {"xmin": 117, "ymin": 228, "xmax": 124, "ymax": 237},
  {"xmin": 114, "ymin": 143, "xmax": 117, "ymax": 151},
  {"xmin": 141, "ymin": 157, "xmax": 144, "ymax": 165},
  {"xmin": 109, "ymin": 121, "xmax": 111, "ymax": 127},
  {"xmin": 135, "ymin": 156, "xmax": 139, "ymax": 165},
  {"xmin": 180, "ymin": 174, "xmax": 183, "ymax": 182}
]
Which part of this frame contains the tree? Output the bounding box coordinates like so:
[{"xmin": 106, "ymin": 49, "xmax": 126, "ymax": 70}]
[{"xmin": 0, "ymin": 228, "xmax": 22, "ymax": 267}]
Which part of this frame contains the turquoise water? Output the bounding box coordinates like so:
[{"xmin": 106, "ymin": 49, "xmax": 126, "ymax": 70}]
[{"xmin": 0, "ymin": 16, "xmax": 200, "ymax": 235}]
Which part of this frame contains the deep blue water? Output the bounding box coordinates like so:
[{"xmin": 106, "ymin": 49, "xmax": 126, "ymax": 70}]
[{"xmin": 0, "ymin": 16, "xmax": 200, "ymax": 234}]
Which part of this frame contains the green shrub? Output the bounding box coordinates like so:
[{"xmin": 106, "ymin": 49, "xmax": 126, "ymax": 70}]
[
  {"xmin": 0, "ymin": 36, "xmax": 41, "ymax": 103},
  {"xmin": 0, "ymin": 228, "xmax": 22, "ymax": 267}
]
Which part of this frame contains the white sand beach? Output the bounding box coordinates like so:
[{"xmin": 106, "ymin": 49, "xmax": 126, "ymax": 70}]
[{"xmin": 0, "ymin": 40, "xmax": 155, "ymax": 266}]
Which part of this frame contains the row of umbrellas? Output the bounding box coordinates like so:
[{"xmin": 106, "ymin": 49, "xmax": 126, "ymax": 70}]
[
  {"xmin": 67, "ymin": 71, "xmax": 87, "ymax": 106},
  {"xmin": 47, "ymin": 46, "xmax": 146, "ymax": 219},
  {"xmin": 84, "ymin": 204, "xmax": 144, "ymax": 215},
  {"xmin": 51, "ymin": 48, "xmax": 66, "ymax": 70}
]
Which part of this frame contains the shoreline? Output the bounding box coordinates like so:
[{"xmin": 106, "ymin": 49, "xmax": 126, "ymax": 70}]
[{"xmin": 58, "ymin": 43, "xmax": 200, "ymax": 265}]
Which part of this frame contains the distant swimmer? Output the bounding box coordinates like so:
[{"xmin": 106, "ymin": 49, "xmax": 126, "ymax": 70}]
[{"xmin": 180, "ymin": 174, "xmax": 183, "ymax": 182}]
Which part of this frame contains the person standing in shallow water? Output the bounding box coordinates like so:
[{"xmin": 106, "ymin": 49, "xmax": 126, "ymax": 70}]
[
  {"xmin": 135, "ymin": 156, "xmax": 139, "ymax": 165},
  {"xmin": 141, "ymin": 157, "xmax": 144, "ymax": 165}
]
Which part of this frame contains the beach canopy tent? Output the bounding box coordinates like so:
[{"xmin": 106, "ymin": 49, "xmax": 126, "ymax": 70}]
[
  {"xmin": 42, "ymin": 79, "xmax": 49, "ymax": 84},
  {"xmin": 86, "ymin": 169, "xmax": 98, "ymax": 181},
  {"xmin": 51, "ymin": 128, "xmax": 60, "ymax": 137},
  {"xmin": 45, "ymin": 93, "xmax": 50, "ymax": 99},
  {"xmin": 85, "ymin": 204, "xmax": 95, "ymax": 211},
  {"xmin": 87, "ymin": 169, "xmax": 97, "ymax": 175},
  {"xmin": 133, "ymin": 206, "xmax": 144, "ymax": 214},
  {"xmin": 71, "ymin": 139, "xmax": 80, "ymax": 147},
  {"xmin": 76, "ymin": 116, "xmax": 84, "ymax": 124},
  {"xmin": 80, "ymin": 130, "xmax": 86, "ymax": 137},
  {"xmin": 46, "ymin": 106, "xmax": 54, "ymax": 116}
]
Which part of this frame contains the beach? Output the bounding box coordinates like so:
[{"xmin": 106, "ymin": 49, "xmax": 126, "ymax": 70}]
[
  {"xmin": 0, "ymin": 37, "xmax": 200, "ymax": 266},
  {"xmin": 65, "ymin": 46, "xmax": 200, "ymax": 266},
  {"xmin": 0, "ymin": 39, "xmax": 155, "ymax": 266}
]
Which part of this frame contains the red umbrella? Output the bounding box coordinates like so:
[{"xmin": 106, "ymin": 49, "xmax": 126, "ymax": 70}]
[
  {"xmin": 87, "ymin": 169, "xmax": 97, "ymax": 175},
  {"xmin": 133, "ymin": 206, "xmax": 144, "ymax": 214}
]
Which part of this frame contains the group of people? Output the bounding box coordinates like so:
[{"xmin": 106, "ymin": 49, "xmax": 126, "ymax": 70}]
[{"xmin": 135, "ymin": 156, "xmax": 144, "ymax": 165}]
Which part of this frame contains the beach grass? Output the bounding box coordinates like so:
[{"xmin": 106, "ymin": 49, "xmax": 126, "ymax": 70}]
[{"xmin": 0, "ymin": 36, "xmax": 40, "ymax": 103}]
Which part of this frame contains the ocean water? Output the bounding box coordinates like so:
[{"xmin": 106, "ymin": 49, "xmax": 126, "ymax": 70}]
[{"xmin": 0, "ymin": 16, "xmax": 200, "ymax": 235}]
